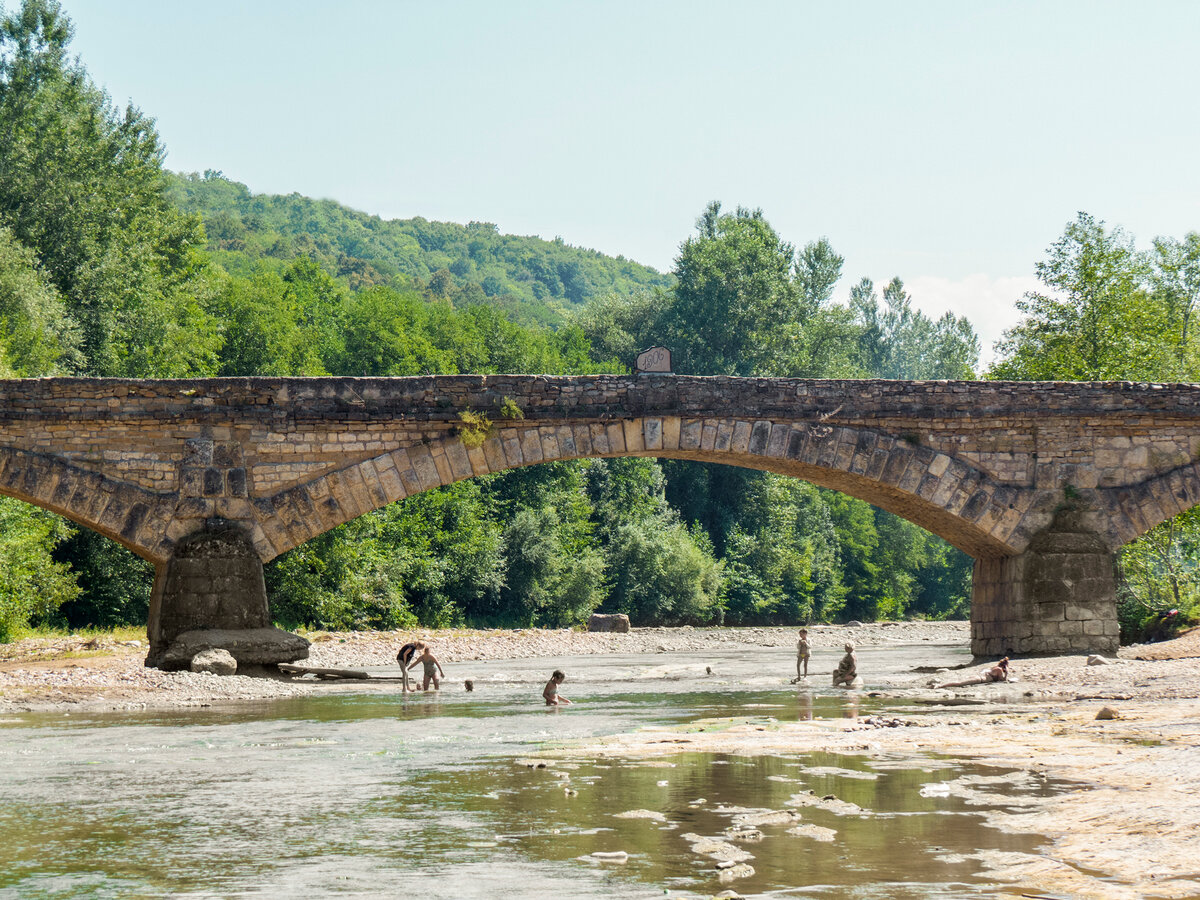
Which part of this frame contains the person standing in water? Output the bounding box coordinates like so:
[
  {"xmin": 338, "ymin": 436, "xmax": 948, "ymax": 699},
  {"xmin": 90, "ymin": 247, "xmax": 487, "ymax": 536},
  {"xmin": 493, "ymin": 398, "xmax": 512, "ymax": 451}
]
[
  {"xmin": 408, "ymin": 644, "xmax": 444, "ymax": 691},
  {"xmin": 543, "ymin": 670, "xmax": 571, "ymax": 706},
  {"xmin": 793, "ymin": 628, "xmax": 811, "ymax": 682},
  {"xmin": 832, "ymin": 642, "xmax": 858, "ymax": 687},
  {"xmin": 396, "ymin": 640, "xmax": 425, "ymax": 693}
]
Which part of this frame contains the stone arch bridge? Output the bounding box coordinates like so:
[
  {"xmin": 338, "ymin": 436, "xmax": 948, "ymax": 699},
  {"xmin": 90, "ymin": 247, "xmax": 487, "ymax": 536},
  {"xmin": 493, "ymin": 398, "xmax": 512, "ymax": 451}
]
[{"xmin": 1, "ymin": 375, "xmax": 1195, "ymax": 668}]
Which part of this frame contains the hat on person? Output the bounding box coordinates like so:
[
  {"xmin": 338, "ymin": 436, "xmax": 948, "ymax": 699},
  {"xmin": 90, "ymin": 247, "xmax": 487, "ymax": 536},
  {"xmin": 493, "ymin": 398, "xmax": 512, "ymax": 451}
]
[{"xmin": 844, "ymin": 642, "xmax": 855, "ymax": 651}]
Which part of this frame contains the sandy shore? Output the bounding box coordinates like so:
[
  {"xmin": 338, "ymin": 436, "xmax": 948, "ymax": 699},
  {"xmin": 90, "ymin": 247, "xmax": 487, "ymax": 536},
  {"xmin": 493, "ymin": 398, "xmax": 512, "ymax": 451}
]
[{"xmin": 2, "ymin": 622, "xmax": 1199, "ymax": 898}]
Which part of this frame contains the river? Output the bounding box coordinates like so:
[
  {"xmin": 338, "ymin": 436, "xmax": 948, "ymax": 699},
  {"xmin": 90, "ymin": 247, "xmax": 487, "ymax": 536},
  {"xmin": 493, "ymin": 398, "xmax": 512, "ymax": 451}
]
[{"xmin": 0, "ymin": 640, "xmax": 1070, "ymax": 898}]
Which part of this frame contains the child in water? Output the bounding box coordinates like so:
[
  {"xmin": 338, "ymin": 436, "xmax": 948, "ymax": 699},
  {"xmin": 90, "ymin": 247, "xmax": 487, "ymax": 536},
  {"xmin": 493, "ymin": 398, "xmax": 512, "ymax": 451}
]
[
  {"xmin": 793, "ymin": 628, "xmax": 811, "ymax": 682},
  {"xmin": 408, "ymin": 645, "xmax": 445, "ymax": 691},
  {"xmin": 543, "ymin": 670, "xmax": 571, "ymax": 706}
]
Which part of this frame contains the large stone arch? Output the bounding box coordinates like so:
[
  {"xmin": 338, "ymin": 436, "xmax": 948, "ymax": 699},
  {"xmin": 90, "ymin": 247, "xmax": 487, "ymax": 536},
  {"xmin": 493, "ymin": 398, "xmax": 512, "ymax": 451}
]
[
  {"xmin": 249, "ymin": 416, "xmax": 1039, "ymax": 562},
  {"xmin": 8, "ymin": 374, "xmax": 1195, "ymax": 667}
]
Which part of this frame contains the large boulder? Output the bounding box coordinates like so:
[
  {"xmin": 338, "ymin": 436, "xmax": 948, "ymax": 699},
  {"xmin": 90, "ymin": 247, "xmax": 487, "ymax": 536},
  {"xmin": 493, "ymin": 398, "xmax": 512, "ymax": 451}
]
[
  {"xmin": 155, "ymin": 627, "xmax": 310, "ymax": 671},
  {"xmin": 190, "ymin": 648, "xmax": 237, "ymax": 675},
  {"xmin": 588, "ymin": 613, "xmax": 631, "ymax": 633}
]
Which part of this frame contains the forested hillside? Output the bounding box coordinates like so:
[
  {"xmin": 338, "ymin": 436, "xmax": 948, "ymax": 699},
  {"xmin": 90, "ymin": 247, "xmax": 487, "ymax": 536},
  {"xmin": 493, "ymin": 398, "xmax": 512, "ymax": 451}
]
[
  {"xmin": 1, "ymin": 0, "xmax": 1194, "ymax": 642},
  {"xmin": 168, "ymin": 171, "xmax": 673, "ymax": 327}
]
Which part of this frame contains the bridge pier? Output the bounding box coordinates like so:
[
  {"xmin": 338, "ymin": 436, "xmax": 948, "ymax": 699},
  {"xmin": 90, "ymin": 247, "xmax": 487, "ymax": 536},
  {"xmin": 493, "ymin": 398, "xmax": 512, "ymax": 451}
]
[
  {"xmin": 145, "ymin": 527, "xmax": 310, "ymax": 671},
  {"xmin": 971, "ymin": 507, "xmax": 1119, "ymax": 658}
]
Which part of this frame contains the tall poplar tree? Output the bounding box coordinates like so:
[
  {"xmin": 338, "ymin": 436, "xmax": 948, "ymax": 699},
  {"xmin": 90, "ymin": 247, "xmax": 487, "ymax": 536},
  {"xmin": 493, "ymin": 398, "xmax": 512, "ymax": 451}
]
[{"xmin": 0, "ymin": 0, "xmax": 219, "ymax": 376}]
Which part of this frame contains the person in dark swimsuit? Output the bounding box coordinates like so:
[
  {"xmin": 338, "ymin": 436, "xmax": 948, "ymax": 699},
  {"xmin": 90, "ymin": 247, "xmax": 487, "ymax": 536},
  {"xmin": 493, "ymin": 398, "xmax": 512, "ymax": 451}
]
[{"xmin": 396, "ymin": 640, "xmax": 425, "ymax": 693}]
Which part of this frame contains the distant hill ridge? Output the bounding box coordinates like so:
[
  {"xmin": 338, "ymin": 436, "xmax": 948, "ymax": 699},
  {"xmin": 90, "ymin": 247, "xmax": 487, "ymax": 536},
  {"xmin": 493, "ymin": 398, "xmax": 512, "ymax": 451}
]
[{"xmin": 169, "ymin": 171, "xmax": 672, "ymax": 322}]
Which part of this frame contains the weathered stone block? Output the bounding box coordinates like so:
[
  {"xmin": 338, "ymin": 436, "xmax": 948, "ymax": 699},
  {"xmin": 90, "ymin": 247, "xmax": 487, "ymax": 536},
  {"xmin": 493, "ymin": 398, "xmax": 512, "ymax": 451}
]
[
  {"xmin": 190, "ymin": 647, "xmax": 237, "ymax": 675},
  {"xmin": 587, "ymin": 613, "xmax": 630, "ymax": 633}
]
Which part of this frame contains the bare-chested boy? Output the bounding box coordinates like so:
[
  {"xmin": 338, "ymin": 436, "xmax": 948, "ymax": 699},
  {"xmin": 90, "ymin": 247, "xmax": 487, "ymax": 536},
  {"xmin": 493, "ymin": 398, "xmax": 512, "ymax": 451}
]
[{"xmin": 793, "ymin": 628, "xmax": 811, "ymax": 681}]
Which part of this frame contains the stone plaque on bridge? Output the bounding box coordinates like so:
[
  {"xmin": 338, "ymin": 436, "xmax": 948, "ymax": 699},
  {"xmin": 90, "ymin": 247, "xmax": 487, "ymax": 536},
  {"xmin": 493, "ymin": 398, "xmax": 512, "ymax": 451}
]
[{"xmin": 635, "ymin": 346, "xmax": 672, "ymax": 373}]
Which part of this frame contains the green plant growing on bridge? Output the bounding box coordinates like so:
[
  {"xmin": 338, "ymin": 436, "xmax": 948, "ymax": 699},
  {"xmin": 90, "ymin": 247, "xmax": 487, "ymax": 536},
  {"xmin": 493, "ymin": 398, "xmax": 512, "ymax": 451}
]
[
  {"xmin": 457, "ymin": 409, "xmax": 493, "ymax": 449},
  {"xmin": 499, "ymin": 396, "xmax": 524, "ymax": 420}
]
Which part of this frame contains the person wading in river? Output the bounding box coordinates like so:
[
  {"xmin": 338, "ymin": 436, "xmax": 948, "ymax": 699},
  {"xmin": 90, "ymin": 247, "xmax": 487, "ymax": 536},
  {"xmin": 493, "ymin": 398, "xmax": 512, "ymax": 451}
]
[
  {"xmin": 792, "ymin": 628, "xmax": 811, "ymax": 682},
  {"xmin": 409, "ymin": 645, "xmax": 445, "ymax": 691},
  {"xmin": 396, "ymin": 640, "xmax": 425, "ymax": 693}
]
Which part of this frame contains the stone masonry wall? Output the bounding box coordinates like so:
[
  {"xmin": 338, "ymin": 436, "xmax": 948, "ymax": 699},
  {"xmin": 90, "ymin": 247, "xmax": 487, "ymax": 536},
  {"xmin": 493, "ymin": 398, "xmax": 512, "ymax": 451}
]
[{"xmin": 0, "ymin": 376, "xmax": 1197, "ymax": 564}]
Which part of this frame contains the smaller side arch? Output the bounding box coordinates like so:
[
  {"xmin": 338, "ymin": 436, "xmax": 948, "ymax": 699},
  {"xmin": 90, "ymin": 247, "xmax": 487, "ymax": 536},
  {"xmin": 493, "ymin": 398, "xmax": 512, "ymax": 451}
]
[
  {"xmin": 0, "ymin": 447, "xmax": 176, "ymax": 563},
  {"xmin": 1100, "ymin": 460, "xmax": 1200, "ymax": 549}
]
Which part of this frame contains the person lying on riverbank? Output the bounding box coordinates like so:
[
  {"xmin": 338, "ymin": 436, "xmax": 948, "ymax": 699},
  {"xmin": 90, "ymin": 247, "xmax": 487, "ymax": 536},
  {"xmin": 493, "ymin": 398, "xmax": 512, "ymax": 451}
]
[
  {"xmin": 544, "ymin": 670, "xmax": 571, "ymax": 706},
  {"xmin": 832, "ymin": 642, "xmax": 858, "ymax": 687},
  {"xmin": 408, "ymin": 646, "xmax": 444, "ymax": 691},
  {"xmin": 396, "ymin": 640, "xmax": 426, "ymax": 693},
  {"xmin": 936, "ymin": 657, "xmax": 1010, "ymax": 689}
]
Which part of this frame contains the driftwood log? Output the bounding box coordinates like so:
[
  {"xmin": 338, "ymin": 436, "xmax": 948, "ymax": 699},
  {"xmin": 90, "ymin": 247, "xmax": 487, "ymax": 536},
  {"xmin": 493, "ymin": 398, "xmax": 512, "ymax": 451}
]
[{"xmin": 278, "ymin": 663, "xmax": 369, "ymax": 679}]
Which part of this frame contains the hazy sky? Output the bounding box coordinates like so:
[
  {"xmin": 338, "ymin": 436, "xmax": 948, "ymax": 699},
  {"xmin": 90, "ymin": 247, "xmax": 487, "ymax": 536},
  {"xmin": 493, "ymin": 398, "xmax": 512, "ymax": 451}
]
[{"xmin": 59, "ymin": 0, "xmax": 1200, "ymax": 360}]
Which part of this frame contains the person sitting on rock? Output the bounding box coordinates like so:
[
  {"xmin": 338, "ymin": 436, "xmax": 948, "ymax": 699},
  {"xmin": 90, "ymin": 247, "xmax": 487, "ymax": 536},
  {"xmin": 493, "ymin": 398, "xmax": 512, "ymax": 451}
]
[
  {"xmin": 543, "ymin": 670, "xmax": 571, "ymax": 706},
  {"xmin": 832, "ymin": 642, "xmax": 858, "ymax": 687},
  {"xmin": 937, "ymin": 657, "xmax": 1010, "ymax": 689}
]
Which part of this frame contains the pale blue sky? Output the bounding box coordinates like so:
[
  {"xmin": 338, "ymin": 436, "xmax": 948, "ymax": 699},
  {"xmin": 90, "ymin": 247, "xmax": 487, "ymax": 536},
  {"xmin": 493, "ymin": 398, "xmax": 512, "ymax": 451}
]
[{"xmin": 57, "ymin": 0, "xmax": 1200, "ymax": 356}]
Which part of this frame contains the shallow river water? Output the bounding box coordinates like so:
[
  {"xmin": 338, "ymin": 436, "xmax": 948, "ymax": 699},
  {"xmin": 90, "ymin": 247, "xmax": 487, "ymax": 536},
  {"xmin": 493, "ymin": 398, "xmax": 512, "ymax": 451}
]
[{"xmin": 0, "ymin": 641, "xmax": 1069, "ymax": 898}]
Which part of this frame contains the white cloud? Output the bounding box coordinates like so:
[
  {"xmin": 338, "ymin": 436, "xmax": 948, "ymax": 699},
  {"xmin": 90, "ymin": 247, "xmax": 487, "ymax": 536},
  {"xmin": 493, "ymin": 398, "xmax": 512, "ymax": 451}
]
[{"xmin": 902, "ymin": 274, "xmax": 1040, "ymax": 369}]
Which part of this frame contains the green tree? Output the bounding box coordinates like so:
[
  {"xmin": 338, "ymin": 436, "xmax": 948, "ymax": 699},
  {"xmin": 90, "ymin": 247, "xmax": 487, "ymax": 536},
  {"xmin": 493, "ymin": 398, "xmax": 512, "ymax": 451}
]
[
  {"xmin": 0, "ymin": 497, "xmax": 78, "ymax": 640},
  {"xmin": 991, "ymin": 213, "xmax": 1161, "ymax": 381},
  {"xmin": 0, "ymin": 225, "xmax": 78, "ymax": 374},
  {"xmin": 1150, "ymin": 232, "xmax": 1200, "ymax": 379},
  {"xmin": 0, "ymin": 0, "xmax": 219, "ymax": 377},
  {"xmin": 53, "ymin": 528, "xmax": 152, "ymax": 630},
  {"xmin": 666, "ymin": 202, "xmax": 801, "ymax": 375}
]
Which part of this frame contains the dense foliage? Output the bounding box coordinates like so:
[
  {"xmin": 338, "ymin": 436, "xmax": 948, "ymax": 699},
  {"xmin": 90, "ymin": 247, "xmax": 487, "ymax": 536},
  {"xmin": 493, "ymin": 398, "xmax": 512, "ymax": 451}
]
[
  {"xmin": 11, "ymin": 1, "xmax": 1194, "ymax": 641},
  {"xmin": 168, "ymin": 171, "xmax": 673, "ymax": 328}
]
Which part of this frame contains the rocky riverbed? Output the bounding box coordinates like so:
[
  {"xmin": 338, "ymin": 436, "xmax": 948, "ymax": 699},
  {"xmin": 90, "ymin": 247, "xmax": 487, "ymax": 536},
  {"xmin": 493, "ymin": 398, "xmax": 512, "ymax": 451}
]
[{"xmin": 0, "ymin": 620, "xmax": 1198, "ymax": 711}]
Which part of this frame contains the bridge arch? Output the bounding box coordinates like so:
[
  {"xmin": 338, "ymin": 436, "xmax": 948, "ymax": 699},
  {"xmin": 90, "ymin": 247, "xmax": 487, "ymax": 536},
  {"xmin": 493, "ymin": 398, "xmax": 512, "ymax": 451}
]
[
  {"xmin": 251, "ymin": 416, "xmax": 1038, "ymax": 563},
  {"xmin": 0, "ymin": 446, "xmax": 175, "ymax": 562}
]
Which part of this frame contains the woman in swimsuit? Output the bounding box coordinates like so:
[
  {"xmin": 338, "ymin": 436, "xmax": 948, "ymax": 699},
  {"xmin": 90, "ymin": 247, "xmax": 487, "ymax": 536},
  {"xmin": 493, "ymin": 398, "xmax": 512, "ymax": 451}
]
[
  {"xmin": 543, "ymin": 670, "xmax": 571, "ymax": 706},
  {"xmin": 937, "ymin": 657, "xmax": 1010, "ymax": 689},
  {"xmin": 408, "ymin": 645, "xmax": 444, "ymax": 691},
  {"xmin": 396, "ymin": 640, "xmax": 425, "ymax": 693}
]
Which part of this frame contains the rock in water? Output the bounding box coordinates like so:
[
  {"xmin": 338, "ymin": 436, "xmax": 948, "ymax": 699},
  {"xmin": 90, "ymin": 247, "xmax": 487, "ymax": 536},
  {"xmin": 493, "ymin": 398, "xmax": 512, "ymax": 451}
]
[
  {"xmin": 589, "ymin": 851, "xmax": 628, "ymax": 861},
  {"xmin": 587, "ymin": 613, "xmax": 630, "ymax": 633},
  {"xmin": 190, "ymin": 648, "xmax": 237, "ymax": 675}
]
